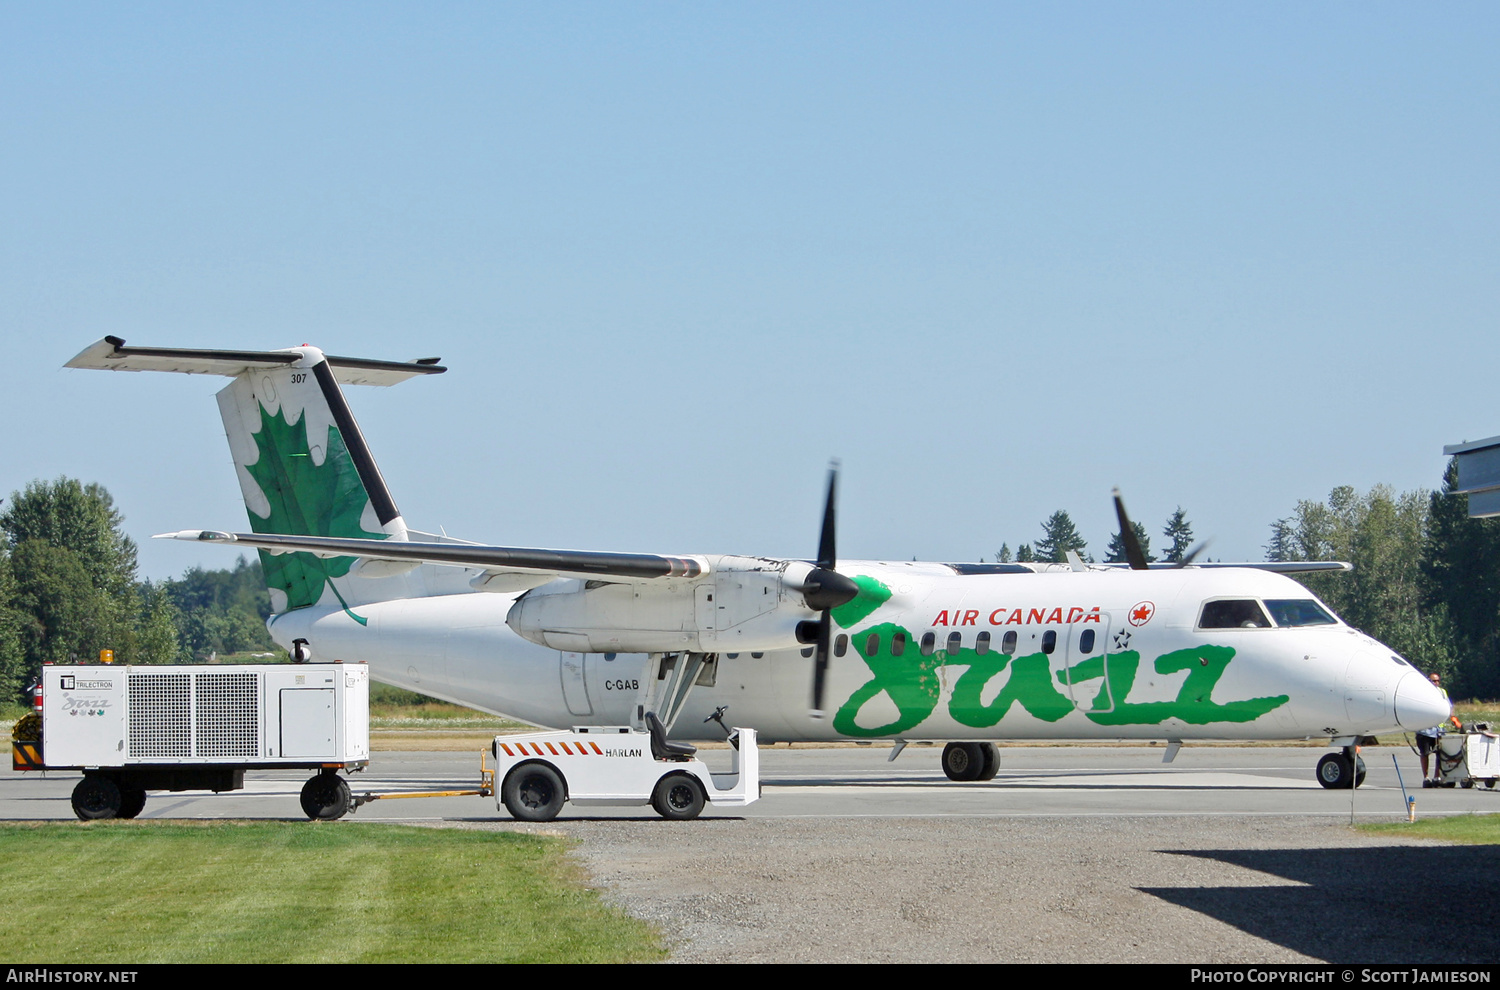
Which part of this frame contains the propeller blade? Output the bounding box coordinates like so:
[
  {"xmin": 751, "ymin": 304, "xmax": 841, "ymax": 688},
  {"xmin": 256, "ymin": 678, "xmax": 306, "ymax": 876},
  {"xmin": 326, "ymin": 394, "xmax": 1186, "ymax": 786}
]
[
  {"xmin": 1111, "ymin": 488, "xmax": 1150, "ymax": 571},
  {"xmin": 810, "ymin": 611, "xmax": 831, "ymax": 718},
  {"xmin": 810, "ymin": 460, "xmax": 843, "ymax": 719},
  {"xmin": 1175, "ymin": 540, "xmax": 1210, "ymax": 567},
  {"xmin": 817, "ymin": 461, "xmax": 839, "ymax": 569}
]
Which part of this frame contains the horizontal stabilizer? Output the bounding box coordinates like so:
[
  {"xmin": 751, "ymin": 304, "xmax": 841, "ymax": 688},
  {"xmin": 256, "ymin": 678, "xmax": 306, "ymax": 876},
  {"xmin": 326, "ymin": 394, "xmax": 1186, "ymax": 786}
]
[
  {"xmin": 66, "ymin": 336, "xmax": 445, "ymax": 386},
  {"xmin": 156, "ymin": 530, "xmax": 707, "ymax": 582}
]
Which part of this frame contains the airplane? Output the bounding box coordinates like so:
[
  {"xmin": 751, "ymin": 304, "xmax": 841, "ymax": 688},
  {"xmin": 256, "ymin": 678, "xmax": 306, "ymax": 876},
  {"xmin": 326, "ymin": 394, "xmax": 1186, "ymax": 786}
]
[{"xmin": 66, "ymin": 336, "xmax": 1454, "ymax": 790}]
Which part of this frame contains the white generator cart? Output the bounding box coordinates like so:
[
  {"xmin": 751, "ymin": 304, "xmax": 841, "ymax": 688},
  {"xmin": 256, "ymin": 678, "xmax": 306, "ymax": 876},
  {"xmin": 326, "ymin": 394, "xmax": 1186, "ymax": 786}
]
[
  {"xmin": 22, "ymin": 663, "xmax": 370, "ymax": 821},
  {"xmin": 1434, "ymin": 723, "xmax": 1500, "ymax": 789},
  {"xmin": 492, "ymin": 716, "xmax": 759, "ymax": 822}
]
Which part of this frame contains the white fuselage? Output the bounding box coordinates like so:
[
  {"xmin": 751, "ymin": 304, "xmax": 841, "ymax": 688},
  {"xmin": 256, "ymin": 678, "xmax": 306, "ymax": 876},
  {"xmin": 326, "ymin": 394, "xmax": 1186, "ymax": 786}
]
[{"xmin": 266, "ymin": 562, "xmax": 1451, "ymax": 743}]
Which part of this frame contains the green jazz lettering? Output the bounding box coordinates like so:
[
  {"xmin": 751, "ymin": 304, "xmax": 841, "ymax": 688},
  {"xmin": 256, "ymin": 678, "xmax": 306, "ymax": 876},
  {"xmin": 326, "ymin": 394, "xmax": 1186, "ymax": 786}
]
[
  {"xmin": 833, "ymin": 624, "xmax": 1289, "ymax": 737},
  {"xmin": 831, "ymin": 623, "xmax": 943, "ymax": 737}
]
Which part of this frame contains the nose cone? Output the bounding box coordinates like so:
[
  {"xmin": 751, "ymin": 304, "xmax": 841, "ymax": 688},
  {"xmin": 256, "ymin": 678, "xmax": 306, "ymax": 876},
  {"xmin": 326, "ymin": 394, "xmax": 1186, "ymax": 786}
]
[{"xmin": 1395, "ymin": 673, "xmax": 1452, "ymax": 730}]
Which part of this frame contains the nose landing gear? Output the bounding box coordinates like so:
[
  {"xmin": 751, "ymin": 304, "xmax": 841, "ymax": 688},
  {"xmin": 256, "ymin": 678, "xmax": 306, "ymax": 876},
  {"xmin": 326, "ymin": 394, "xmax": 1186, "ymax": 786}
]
[{"xmin": 1315, "ymin": 748, "xmax": 1367, "ymax": 789}]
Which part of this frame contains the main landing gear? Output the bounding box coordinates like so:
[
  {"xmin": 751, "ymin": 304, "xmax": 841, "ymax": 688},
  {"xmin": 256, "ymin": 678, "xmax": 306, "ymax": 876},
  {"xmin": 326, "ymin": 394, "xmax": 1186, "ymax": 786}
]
[
  {"xmin": 941, "ymin": 742, "xmax": 1000, "ymax": 782},
  {"xmin": 1315, "ymin": 747, "xmax": 1367, "ymax": 789}
]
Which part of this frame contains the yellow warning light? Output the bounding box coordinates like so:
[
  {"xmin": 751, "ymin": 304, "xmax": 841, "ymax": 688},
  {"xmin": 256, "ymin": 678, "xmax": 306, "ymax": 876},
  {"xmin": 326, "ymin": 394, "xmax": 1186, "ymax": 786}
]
[{"xmin": 99, "ymin": 649, "xmax": 114, "ymax": 664}]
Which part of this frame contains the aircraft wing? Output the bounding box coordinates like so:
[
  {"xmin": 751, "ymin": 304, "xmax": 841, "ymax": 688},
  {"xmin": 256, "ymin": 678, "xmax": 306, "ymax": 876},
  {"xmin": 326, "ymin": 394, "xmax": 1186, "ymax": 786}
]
[
  {"xmin": 1093, "ymin": 561, "xmax": 1353, "ymax": 573},
  {"xmin": 156, "ymin": 530, "xmax": 706, "ymax": 581},
  {"xmin": 1198, "ymin": 561, "xmax": 1352, "ymax": 573}
]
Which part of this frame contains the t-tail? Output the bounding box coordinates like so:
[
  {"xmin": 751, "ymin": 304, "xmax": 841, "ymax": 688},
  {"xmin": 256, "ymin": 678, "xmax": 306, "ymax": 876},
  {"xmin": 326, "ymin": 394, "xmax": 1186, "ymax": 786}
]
[{"xmin": 65, "ymin": 337, "xmax": 445, "ymax": 617}]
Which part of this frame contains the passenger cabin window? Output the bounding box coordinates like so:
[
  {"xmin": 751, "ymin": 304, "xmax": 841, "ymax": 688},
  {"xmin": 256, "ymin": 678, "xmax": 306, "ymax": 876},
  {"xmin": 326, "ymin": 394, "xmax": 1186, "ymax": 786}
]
[
  {"xmin": 800, "ymin": 647, "xmax": 814, "ymax": 658},
  {"xmin": 1001, "ymin": 631, "xmax": 1018, "ymax": 655},
  {"xmin": 892, "ymin": 632, "xmax": 907, "ymax": 656},
  {"xmin": 1263, "ymin": 599, "xmax": 1337, "ymax": 627},
  {"xmin": 834, "ymin": 634, "xmax": 849, "ymax": 657},
  {"xmin": 1041, "ymin": 630, "xmax": 1057, "ymax": 654},
  {"xmin": 975, "ymin": 631, "xmax": 991, "ymax": 655},
  {"xmin": 1199, "ymin": 599, "xmax": 1272, "ymax": 629},
  {"xmin": 865, "ymin": 633, "xmax": 881, "ymax": 655},
  {"xmin": 919, "ymin": 632, "xmax": 935, "ymax": 656},
  {"xmin": 947, "ymin": 632, "xmax": 962, "ymax": 654},
  {"xmin": 1079, "ymin": 629, "xmax": 1095, "ymax": 654}
]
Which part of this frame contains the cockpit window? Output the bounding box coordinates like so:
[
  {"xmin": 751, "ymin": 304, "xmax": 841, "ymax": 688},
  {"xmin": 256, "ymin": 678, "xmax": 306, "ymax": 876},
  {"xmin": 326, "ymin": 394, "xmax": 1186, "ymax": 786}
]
[
  {"xmin": 1263, "ymin": 599, "xmax": 1337, "ymax": 627},
  {"xmin": 1199, "ymin": 599, "xmax": 1272, "ymax": 629}
]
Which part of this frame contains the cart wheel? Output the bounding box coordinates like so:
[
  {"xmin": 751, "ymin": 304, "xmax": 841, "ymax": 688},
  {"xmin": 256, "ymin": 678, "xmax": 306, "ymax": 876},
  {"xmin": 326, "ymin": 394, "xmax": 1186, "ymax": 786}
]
[
  {"xmin": 1487, "ymin": 779, "xmax": 1497, "ymax": 789},
  {"xmin": 300, "ymin": 772, "xmax": 351, "ymax": 821},
  {"xmin": 117, "ymin": 787, "xmax": 147, "ymax": 820},
  {"xmin": 1462, "ymin": 779, "xmax": 1475, "ymax": 789},
  {"xmin": 72, "ymin": 776, "xmax": 122, "ymax": 820},
  {"xmin": 652, "ymin": 773, "xmax": 706, "ymax": 821},
  {"xmin": 1355, "ymin": 755, "xmax": 1366, "ymax": 789},
  {"xmin": 502, "ymin": 763, "xmax": 566, "ymax": 822}
]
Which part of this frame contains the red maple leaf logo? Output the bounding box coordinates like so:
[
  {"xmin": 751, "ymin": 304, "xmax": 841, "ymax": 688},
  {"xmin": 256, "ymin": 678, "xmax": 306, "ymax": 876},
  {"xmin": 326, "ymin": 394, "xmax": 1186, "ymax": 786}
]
[{"xmin": 1128, "ymin": 601, "xmax": 1155, "ymax": 627}]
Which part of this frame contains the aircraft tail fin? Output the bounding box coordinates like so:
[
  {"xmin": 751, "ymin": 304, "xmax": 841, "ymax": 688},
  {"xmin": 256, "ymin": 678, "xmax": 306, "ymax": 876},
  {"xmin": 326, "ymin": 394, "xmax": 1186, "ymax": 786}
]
[{"xmin": 66, "ymin": 337, "xmax": 446, "ymax": 614}]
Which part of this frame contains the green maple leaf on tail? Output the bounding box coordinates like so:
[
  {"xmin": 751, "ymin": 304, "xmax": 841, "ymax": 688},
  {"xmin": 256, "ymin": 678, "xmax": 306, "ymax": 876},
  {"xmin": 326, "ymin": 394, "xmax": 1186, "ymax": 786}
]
[{"xmin": 244, "ymin": 404, "xmax": 386, "ymax": 620}]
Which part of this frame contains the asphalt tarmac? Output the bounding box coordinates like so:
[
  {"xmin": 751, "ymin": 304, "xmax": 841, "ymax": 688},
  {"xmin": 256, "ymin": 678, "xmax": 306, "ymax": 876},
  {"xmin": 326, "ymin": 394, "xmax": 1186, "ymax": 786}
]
[{"xmin": 5, "ymin": 744, "xmax": 1497, "ymax": 963}]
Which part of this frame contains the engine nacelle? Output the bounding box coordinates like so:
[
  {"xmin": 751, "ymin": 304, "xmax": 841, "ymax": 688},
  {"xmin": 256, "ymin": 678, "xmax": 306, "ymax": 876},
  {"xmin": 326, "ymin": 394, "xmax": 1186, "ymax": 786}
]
[{"xmin": 505, "ymin": 556, "xmax": 817, "ymax": 653}]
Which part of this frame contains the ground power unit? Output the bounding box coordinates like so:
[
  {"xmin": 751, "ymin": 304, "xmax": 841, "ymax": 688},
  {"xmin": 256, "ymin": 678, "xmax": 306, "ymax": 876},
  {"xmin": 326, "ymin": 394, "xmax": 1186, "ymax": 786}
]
[{"xmin": 16, "ymin": 662, "xmax": 369, "ymax": 820}]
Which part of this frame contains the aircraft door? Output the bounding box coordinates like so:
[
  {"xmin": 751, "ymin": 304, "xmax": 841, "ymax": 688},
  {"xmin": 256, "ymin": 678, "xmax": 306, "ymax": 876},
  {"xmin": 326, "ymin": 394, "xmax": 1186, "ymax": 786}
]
[
  {"xmin": 560, "ymin": 651, "xmax": 593, "ymax": 716},
  {"xmin": 1063, "ymin": 616, "xmax": 1113, "ymax": 714}
]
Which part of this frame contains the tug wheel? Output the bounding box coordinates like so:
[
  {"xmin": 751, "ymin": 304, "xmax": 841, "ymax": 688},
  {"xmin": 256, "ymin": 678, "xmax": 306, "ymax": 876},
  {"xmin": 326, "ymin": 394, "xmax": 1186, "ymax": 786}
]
[
  {"xmin": 502, "ymin": 763, "xmax": 566, "ymax": 822},
  {"xmin": 652, "ymin": 773, "xmax": 705, "ymax": 821}
]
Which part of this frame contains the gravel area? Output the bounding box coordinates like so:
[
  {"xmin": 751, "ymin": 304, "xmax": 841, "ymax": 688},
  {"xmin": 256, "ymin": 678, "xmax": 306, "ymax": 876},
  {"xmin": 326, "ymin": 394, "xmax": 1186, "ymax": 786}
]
[{"xmin": 469, "ymin": 815, "xmax": 1500, "ymax": 964}]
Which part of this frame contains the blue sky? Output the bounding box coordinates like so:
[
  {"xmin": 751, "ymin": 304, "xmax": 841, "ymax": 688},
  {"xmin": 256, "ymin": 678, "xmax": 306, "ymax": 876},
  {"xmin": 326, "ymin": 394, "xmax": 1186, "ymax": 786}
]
[{"xmin": 3, "ymin": 3, "xmax": 1498, "ymax": 579}]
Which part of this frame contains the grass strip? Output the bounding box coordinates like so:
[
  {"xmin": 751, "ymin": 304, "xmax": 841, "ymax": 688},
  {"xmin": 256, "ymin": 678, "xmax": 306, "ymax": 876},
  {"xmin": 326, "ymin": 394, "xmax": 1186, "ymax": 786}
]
[
  {"xmin": 1359, "ymin": 814, "xmax": 1500, "ymax": 846},
  {"xmin": 0, "ymin": 821, "xmax": 664, "ymax": 963}
]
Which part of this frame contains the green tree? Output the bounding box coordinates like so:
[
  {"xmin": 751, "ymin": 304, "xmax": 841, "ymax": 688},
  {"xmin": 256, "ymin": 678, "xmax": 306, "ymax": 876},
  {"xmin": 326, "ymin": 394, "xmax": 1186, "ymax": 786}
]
[
  {"xmin": 1265, "ymin": 518, "xmax": 1297, "ymax": 562},
  {"xmin": 1016, "ymin": 543, "xmax": 1035, "ymax": 563},
  {"xmin": 164, "ymin": 557, "xmax": 275, "ymax": 659},
  {"xmin": 1, "ymin": 479, "xmax": 136, "ymax": 599},
  {"xmin": 1161, "ymin": 508, "xmax": 1195, "ymax": 563},
  {"xmin": 1421, "ymin": 460, "xmax": 1500, "ymax": 696},
  {"xmin": 995, "ymin": 543, "xmax": 1012, "ymax": 563},
  {"xmin": 135, "ymin": 583, "xmax": 183, "ymax": 665},
  {"xmin": 0, "ymin": 479, "xmax": 160, "ymax": 691},
  {"xmin": 0, "ymin": 548, "xmax": 27, "ymax": 700},
  {"xmin": 7, "ymin": 539, "xmax": 116, "ymax": 670},
  {"xmin": 1269, "ymin": 484, "xmax": 1454, "ymax": 685},
  {"xmin": 1035, "ymin": 511, "xmax": 1087, "ymax": 563},
  {"xmin": 1104, "ymin": 522, "xmax": 1155, "ymax": 565}
]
